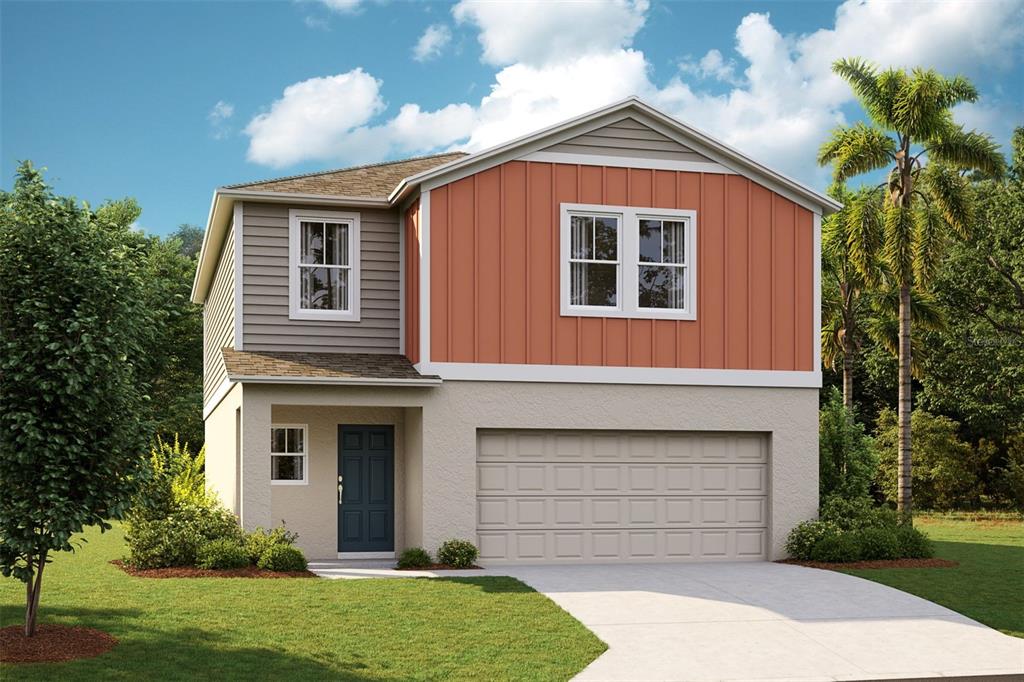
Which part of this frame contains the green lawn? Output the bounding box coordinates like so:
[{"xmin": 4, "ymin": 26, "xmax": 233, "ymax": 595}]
[
  {"xmin": 0, "ymin": 526, "xmax": 605, "ymax": 680},
  {"xmin": 841, "ymin": 513, "xmax": 1024, "ymax": 638}
]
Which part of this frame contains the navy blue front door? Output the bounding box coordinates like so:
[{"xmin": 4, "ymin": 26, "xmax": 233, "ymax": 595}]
[{"xmin": 338, "ymin": 425, "xmax": 394, "ymax": 553}]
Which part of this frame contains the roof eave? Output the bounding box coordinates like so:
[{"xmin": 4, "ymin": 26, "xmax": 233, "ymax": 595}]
[{"xmin": 228, "ymin": 374, "xmax": 443, "ymax": 386}]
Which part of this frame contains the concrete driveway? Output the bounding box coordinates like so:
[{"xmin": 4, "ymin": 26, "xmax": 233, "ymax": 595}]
[{"xmin": 497, "ymin": 562, "xmax": 1024, "ymax": 681}]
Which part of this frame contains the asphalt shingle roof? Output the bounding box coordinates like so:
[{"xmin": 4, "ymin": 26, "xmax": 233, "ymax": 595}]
[
  {"xmin": 222, "ymin": 348, "xmax": 440, "ymax": 383},
  {"xmin": 223, "ymin": 152, "xmax": 467, "ymax": 198}
]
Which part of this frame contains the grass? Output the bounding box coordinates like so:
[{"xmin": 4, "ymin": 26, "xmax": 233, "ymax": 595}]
[
  {"xmin": 840, "ymin": 512, "xmax": 1024, "ymax": 638},
  {"xmin": 0, "ymin": 525, "xmax": 605, "ymax": 680}
]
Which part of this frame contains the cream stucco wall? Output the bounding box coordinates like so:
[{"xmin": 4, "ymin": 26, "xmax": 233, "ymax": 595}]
[
  {"xmin": 204, "ymin": 383, "xmax": 242, "ymax": 514},
  {"xmin": 268, "ymin": 405, "xmax": 407, "ymax": 560},
  {"xmin": 236, "ymin": 381, "xmax": 818, "ymax": 561}
]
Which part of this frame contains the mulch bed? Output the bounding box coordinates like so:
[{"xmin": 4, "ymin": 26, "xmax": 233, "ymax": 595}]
[
  {"xmin": 395, "ymin": 564, "xmax": 483, "ymax": 571},
  {"xmin": 1, "ymin": 624, "xmax": 117, "ymax": 664},
  {"xmin": 110, "ymin": 559, "xmax": 315, "ymax": 579},
  {"xmin": 778, "ymin": 558, "xmax": 959, "ymax": 570}
]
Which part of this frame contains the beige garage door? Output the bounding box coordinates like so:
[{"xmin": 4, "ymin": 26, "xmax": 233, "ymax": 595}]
[{"xmin": 476, "ymin": 430, "xmax": 769, "ymax": 563}]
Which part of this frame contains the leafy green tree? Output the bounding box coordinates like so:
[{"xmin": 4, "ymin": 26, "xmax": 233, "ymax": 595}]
[
  {"xmin": 819, "ymin": 387, "xmax": 879, "ymax": 500},
  {"xmin": 0, "ymin": 162, "xmax": 152, "ymax": 635},
  {"xmin": 818, "ymin": 59, "xmax": 1005, "ymax": 518},
  {"xmin": 171, "ymin": 223, "xmax": 203, "ymax": 259},
  {"xmin": 920, "ymin": 127, "xmax": 1024, "ymax": 441},
  {"xmin": 875, "ymin": 409, "xmax": 983, "ymax": 510}
]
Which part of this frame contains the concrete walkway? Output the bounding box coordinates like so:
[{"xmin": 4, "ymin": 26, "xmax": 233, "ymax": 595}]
[{"xmin": 309, "ymin": 560, "xmax": 1023, "ymax": 681}]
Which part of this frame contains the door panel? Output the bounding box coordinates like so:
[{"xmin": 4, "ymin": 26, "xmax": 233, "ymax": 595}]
[{"xmin": 338, "ymin": 426, "xmax": 394, "ymax": 553}]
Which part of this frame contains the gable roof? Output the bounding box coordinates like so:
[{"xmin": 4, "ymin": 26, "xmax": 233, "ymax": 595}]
[
  {"xmin": 225, "ymin": 151, "xmax": 467, "ymax": 199},
  {"xmin": 192, "ymin": 97, "xmax": 840, "ymax": 303}
]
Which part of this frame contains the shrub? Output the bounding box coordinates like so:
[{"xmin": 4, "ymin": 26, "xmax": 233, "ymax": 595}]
[
  {"xmin": 808, "ymin": 532, "xmax": 862, "ymax": 563},
  {"xmin": 819, "ymin": 496, "xmax": 899, "ymax": 531},
  {"xmin": 875, "ymin": 409, "xmax": 983, "ymax": 510},
  {"xmin": 785, "ymin": 520, "xmax": 841, "ymax": 561},
  {"xmin": 397, "ymin": 547, "xmax": 432, "ymax": 569},
  {"xmin": 437, "ymin": 539, "xmax": 479, "ymax": 568},
  {"xmin": 819, "ymin": 388, "xmax": 879, "ymax": 500},
  {"xmin": 256, "ymin": 544, "xmax": 307, "ymax": 572},
  {"xmin": 245, "ymin": 526, "xmax": 300, "ymax": 564},
  {"xmin": 125, "ymin": 501, "xmax": 242, "ymax": 569},
  {"xmin": 131, "ymin": 437, "xmax": 209, "ymax": 522},
  {"xmin": 196, "ymin": 538, "xmax": 250, "ymax": 570},
  {"xmin": 853, "ymin": 527, "xmax": 901, "ymax": 561},
  {"xmin": 894, "ymin": 526, "xmax": 934, "ymax": 559}
]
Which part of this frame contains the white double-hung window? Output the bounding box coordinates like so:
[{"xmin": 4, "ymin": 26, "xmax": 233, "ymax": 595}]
[
  {"xmin": 288, "ymin": 209, "xmax": 360, "ymax": 321},
  {"xmin": 560, "ymin": 203, "xmax": 697, "ymax": 320},
  {"xmin": 271, "ymin": 424, "xmax": 307, "ymax": 485}
]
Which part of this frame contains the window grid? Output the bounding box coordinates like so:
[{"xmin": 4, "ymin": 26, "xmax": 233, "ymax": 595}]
[{"xmin": 270, "ymin": 424, "xmax": 308, "ymax": 485}]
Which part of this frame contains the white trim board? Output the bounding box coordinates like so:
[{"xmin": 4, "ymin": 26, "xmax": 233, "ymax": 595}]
[
  {"xmin": 419, "ymin": 190, "xmax": 432, "ymax": 368},
  {"xmin": 227, "ymin": 375, "xmax": 442, "ymax": 387},
  {"xmin": 202, "ymin": 378, "xmax": 237, "ymax": 420},
  {"xmin": 287, "ymin": 208, "xmax": 362, "ymax": 322},
  {"xmin": 420, "ymin": 362, "xmax": 822, "ymax": 388},
  {"xmin": 521, "ymin": 151, "xmax": 735, "ymax": 175},
  {"xmin": 232, "ymin": 202, "xmax": 244, "ymax": 350}
]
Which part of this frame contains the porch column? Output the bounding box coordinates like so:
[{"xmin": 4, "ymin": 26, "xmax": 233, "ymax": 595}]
[{"xmin": 239, "ymin": 387, "xmax": 273, "ymax": 530}]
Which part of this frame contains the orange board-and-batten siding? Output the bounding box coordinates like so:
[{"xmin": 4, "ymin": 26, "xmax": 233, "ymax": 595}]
[{"xmin": 425, "ymin": 161, "xmax": 814, "ymax": 371}]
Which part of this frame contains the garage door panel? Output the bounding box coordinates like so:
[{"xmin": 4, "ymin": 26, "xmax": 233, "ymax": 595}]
[
  {"xmin": 477, "ymin": 495, "xmax": 768, "ymax": 529},
  {"xmin": 477, "ymin": 462, "xmax": 767, "ymax": 495},
  {"xmin": 478, "ymin": 430, "xmax": 768, "ymax": 463},
  {"xmin": 477, "ymin": 430, "xmax": 769, "ymax": 564},
  {"xmin": 478, "ymin": 528, "xmax": 769, "ymax": 563}
]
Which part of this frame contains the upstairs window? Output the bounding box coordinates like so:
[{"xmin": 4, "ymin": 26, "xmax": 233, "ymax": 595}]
[
  {"xmin": 288, "ymin": 209, "xmax": 360, "ymax": 321},
  {"xmin": 560, "ymin": 203, "xmax": 696, "ymax": 320}
]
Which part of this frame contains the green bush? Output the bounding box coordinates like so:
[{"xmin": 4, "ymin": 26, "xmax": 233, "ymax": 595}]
[
  {"xmin": 196, "ymin": 538, "xmax": 250, "ymax": 570},
  {"xmin": 437, "ymin": 539, "xmax": 479, "ymax": 568},
  {"xmin": 809, "ymin": 532, "xmax": 862, "ymax": 563},
  {"xmin": 131, "ymin": 437, "xmax": 210, "ymax": 522},
  {"xmin": 853, "ymin": 527, "xmax": 901, "ymax": 560},
  {"xmin": 819, "ymin": 388, "xmax": 879, "ymax": 500},
  {"xmin": 785, "ymin": 520, "xmax": 841, "ymax": 560},
  {"xmin": 245, "ymin": 526, "xmax": 300, "ymax": 564},
  {"xmin": 256, "ymin": 544, "xmax": 308, "ymax": 572},
  {"xmin": 875, "ymin": 409, "xmax": 983, "ymax": 510},
  {"xmin": 125, "ymin": 502, "xmax": 242, "ymax": 569},
  {"xmin": 894, "ymin": 526, "xmax": 934, "ymax": 559},
  {"xmin": 397, "ymin": 547, "xmax": 432, "ymax": 569},
  {"xmin": 819, "ymin": 496, "xmax": 899, "ymax": 531}
]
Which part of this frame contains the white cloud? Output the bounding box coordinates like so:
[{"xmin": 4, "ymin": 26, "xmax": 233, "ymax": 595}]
[
  {"xmin": 452, "ymin": 0, "xmax": 648, "ymax": 66},
  {"xmin": 413, "ymin": 24, "xmax": 452, "ymax": 62},
  {"xmin": 679, "ymin": 49, "xmax": 740, "ymax": 85},
  {"xmin": 207, "ymin": 100, "xmax": 235, "ymax": 140},
  {"xmin": 317, "ymin": 0, "xmax": 361, "ymax": 13},
  {"xmin": 245, "ymin": 70, "xmax": 386, "ymax": 166},
  {"xmin": 247, "ymin": 0, "xmax": 1023, "ymax": 184}
]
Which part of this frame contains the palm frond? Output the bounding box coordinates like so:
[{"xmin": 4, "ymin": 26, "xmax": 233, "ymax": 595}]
[
  {"xmin": 920, "ymin": 163, "xmax": 972, "ymax": 236},
  {"xmin": 882, "ymin": 202, "xmax": 914, "ymax": 283},
  {"xmin": 936, "ymin": 74, "xmax": 980, "ymax": 109},
  {"xmin": 818, "ymin": 123, "xmax": 897, "ymax": 182},
  {"xmin": 912, "ymin": 206, "xmax": 947, "ymax": 287},
  {"xmin": 832, "ymin": 58, "xmax": 893, "ymax": 126},
  {"xmin": 845, "ymin": 188, "xmax": 885, "ymax": 282},
  {"xmin": 928, "ymin": 125, "xmax": 1005, "ymax": 177}
]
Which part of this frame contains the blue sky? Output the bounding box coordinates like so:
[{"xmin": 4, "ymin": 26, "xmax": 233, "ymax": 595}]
[{"xmin": 3, "ymin": 0, "xmax": 1021, "ymax": 236}]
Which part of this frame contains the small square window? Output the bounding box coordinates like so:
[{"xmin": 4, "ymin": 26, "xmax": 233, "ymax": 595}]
[{"xmin": 271, "ymin": 425, "xmax": 307, "ymax": 484}]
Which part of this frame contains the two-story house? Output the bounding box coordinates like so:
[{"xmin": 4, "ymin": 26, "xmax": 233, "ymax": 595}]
[{"xmin": 192, "ymin": 97, "xmax": 840, "ymax": 564}]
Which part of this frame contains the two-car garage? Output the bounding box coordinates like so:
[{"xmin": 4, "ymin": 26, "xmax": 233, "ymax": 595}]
[{"xmin": 476, "ymin": 430, "xmax": 770, "ymax": 564}]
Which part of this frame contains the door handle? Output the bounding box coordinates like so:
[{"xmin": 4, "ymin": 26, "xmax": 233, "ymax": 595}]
[{"xmin": 338, "ymin": 475, "xmax": 343, "ymax": 505}]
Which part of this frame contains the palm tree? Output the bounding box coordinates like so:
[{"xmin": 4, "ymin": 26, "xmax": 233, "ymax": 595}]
[
  {"xmin": 818, "ymin": 58, "xmax": 1004, "ymax": 518},
  {"xmin": 821, "ymin": 184, "xmax": 878, "ymax": 410}
]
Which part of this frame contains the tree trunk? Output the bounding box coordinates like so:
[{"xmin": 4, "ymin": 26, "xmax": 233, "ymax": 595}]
[
  {"xmin": 842, "ymin": 349, "xmax": 854, "ymax": 411},
  {"xmin": 897, "ymin": 285, "xmax": 913, "ymax": 521},
  {"xmin": 24, "ymin": 550, "xmax": 46, "ymax": 637}
]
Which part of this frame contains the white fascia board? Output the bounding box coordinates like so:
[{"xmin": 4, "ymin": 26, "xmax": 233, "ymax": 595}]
[
  {"xmin": 191, "ymin": 191, "xmax": 232, "ymax": 304},
  {"xmin": 218, "ymin": 188, "xmax": 390, "ymax": 208},
  {"xmin": 228, "ymin": 375, "xmax": 442, "ymax": 387},
  {"xmin": 202, "ymin": 378, "xmax": 237, "ymax": 420},
  {"xmin": 421, "ymin": 362, "xmax": 822, "ymax": 388}
]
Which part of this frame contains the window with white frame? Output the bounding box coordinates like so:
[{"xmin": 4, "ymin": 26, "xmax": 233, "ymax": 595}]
[
  {"xmin": 270, "ymin": 424, "xmax": 307, "ymax": 484},
  {"xmin": 288, "ymin": 209, "xmax": 360, "ymax": 321},
  {"xmin": 560, "ymin": 203, "xmax": 697, "ymax": 320}
]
